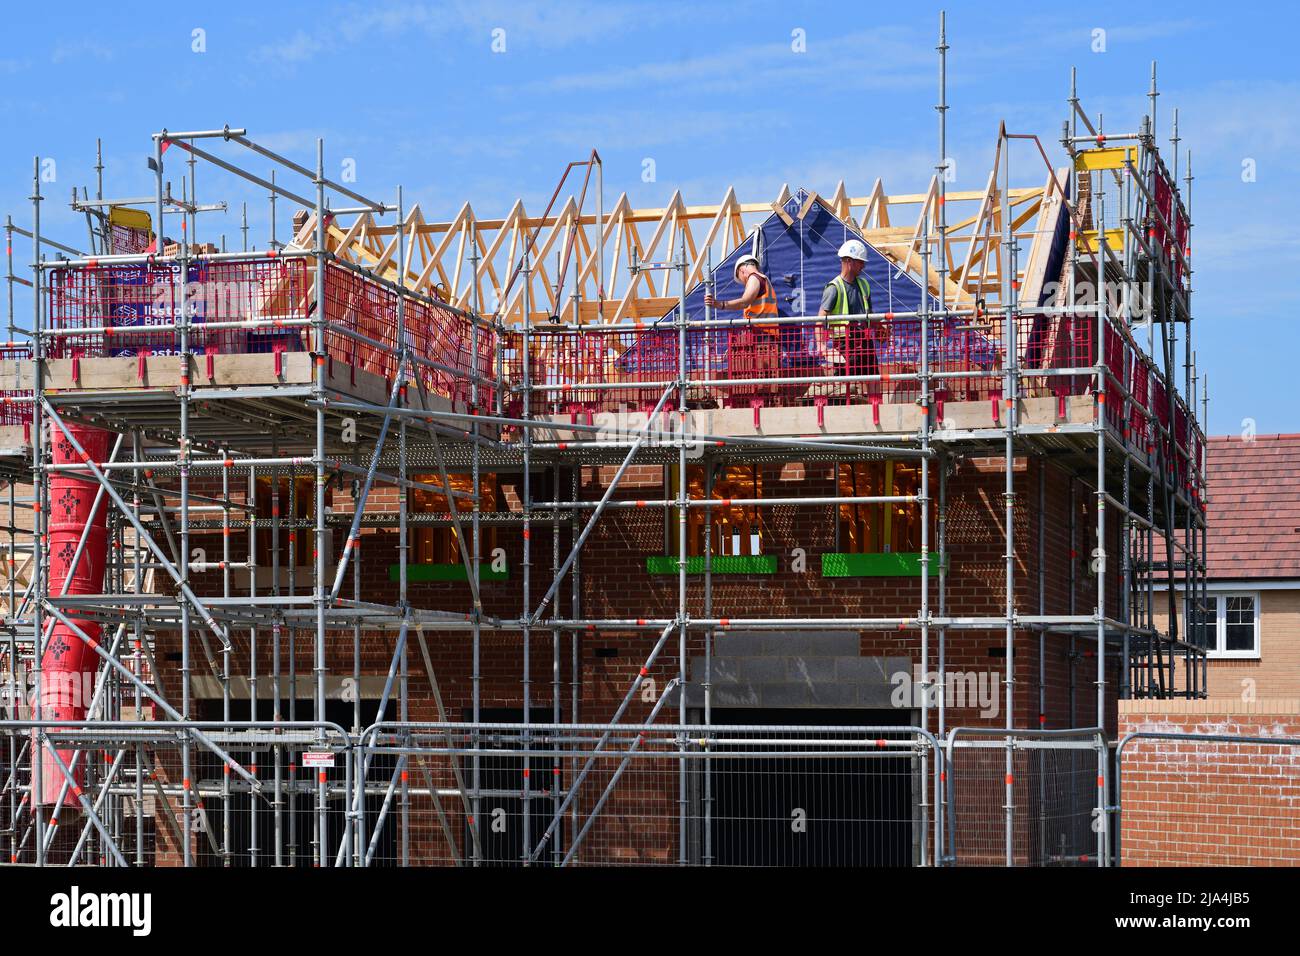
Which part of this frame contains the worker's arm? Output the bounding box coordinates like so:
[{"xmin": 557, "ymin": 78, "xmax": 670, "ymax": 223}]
[
  {"xmin": 705, "ymin": 275, "xmax": 765, "ymax": 311},
  {"xmin": 816, "ymin": 283, "xmax": 837, "ymax": 319},
  {"xmin": 814, "ymin": 284, "xmax": 838, "ymax": 358}
]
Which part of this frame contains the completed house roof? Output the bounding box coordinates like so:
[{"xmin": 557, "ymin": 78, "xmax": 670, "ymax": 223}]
[{"xmin": 1207, "ymin": 433, "xmax": 1300, "ymax": 580}]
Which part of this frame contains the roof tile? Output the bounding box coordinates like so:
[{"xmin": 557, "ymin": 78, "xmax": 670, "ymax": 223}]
[{"xmin": 1206, "ymin": 434, "xmax": 1300, "ymax": 580}]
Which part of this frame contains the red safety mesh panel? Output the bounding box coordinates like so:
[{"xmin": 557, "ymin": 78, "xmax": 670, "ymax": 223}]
[
  {"xmin": 0, "ymin": 344, "xmax": 32, "ymax": 428},
  {"xmin": 47, "ymin": 258, "xmax": 309, "ymax": 358},
  {"xmin": 1173, "ymin": 209, "xmax": 1189, "ymax": 288},
  {"xmin": 1150, "ymin": 169, "xmax": 1189, "ymax": 290},
  {"xmin": 322, "ymin": 264, "xmax": 496, "ymax": 409},
  {"xmin": 190, "ymin": 258, "xmax": 310, "ymax": 357},
  {"xmin": 1103, "ymin": 321, "xmax": 1129, "ymax": 431},
  {"xmin": 1173, "ymin": 402, "xmax": 1189, "ymax": 489},
  {"xmin": 402, "ymin": 296, "xmax": 497, "ymax": 410},
  {"xmin": 1150, "ymin": 376, "xmax": 1169, "ymax": 429},
  {"xmin": 108, "ymin": 223, "xmax": 152, "ymax": 256},
  {"xmin": 1129, "ymin": 357, "xmax": 1150, "ymax": 447},
  {"xmin": 507, "ymin": 316, "xmax": 1105, "ymax": 419},
  {"xmin": 507, "ymin": 328, "xmax": 636, "ymax": 418},
  {"xmin": 323, "ymin": 264, "xmax": 398, "ymax": 378},
  {"xmin": 1150, "ymin": 376, "xmax": 1170, "ymax": 469},
  {"xmin": 1020, "ymin": 311, "xmax": 1095, "ymax": 406},
  {"xmin": 1191, "ymin": 433, "xmax": 1203, "ymax": 499},
  {"xmin": 47, "ymin": 262, "xmax": 177, "ymax": 357}
]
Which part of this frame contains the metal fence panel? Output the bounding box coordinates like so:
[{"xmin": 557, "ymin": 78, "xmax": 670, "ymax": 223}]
[
  {"xmin": 945, "ymin": 728, "xmax": 1105, "ymax": 866},
  {"xmin": 357, "ymin": 723, "xmax": 940, "ymax": 867}
]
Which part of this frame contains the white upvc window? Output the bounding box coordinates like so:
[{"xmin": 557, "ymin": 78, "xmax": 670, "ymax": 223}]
[{"xmin": 1197, "ymin": 592, "xmax": 1261, "ymax": 659}]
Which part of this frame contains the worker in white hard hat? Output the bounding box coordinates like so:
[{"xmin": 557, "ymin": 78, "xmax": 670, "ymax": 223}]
[
  {"xmin": 705, "ymin": 253, "xmax": 780, "ymax": 403},
  {"xmin": 816, "ymin": 239, "xmax": 876, "ymax": 398}
]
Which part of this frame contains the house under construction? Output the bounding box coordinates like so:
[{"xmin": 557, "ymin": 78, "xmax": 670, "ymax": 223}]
[{"xmin": 0, "ymin": 20, "xmax": 1208, "ymax": 867}]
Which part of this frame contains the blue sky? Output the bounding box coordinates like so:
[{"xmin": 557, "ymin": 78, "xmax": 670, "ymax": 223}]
[{"xmin": 0, "ymin": 0, "xmax": 1293, "ymax": 436}]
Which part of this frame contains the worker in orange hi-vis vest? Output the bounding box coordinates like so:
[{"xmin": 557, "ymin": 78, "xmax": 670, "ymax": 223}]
[{"xmin": 705, "ymin": 254, "xmax": 780, "ymax": 401}]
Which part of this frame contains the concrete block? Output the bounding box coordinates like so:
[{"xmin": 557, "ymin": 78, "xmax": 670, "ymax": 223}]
[
  {"xmin": 735, "ymin": 656, "xmax": 786, "ymax": 682},
  {"xmin": 807, "ymin": 683, "xmax": 857, "ymax": 708},
  {"xmin": 859, "ymin": 681, "xmax": 908, "ymax": 709},
  {"xmin": 760, "ymin": 631, "xmax": 861, "ymax": 657},
  {"xmin": 688, "ymin": 656, "xmax": 742, "ymax": 683},
  {"xmin": 709, "ymin": 683, "xmax": 763, "ymax": 708},
  {"xmin": 835, "ymin": 656, "xmax": 903, "ymax": 683},
  {"xmin": 711, "ymin": 633, "xmax": 767, "ymax": 657},
  {"xmin": 786, "ymin": 656, "xmax": 838, "ymax": 683},
  {"xmin": 754, "ymin": 682, "xmax": 816, "ymax": 708}
]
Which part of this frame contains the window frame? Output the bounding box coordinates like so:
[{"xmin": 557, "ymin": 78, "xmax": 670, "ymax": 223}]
[
  {"xmin": 410, "ymin": 472, "xmax": 499, "ymax": 566},
  {"xmin": 835, "ymin": 459, "xmax": 932, "ymax": 556},
  {"xmin": 671, "ymin": 463, "xmax": 765, "ymax": 559},
  {"xmin": 254, "ymin": 473, "xmax": 331, "ymax": 569},
  {"xmin": 1203, "ymin": 591, "xmax": 1261, "ymax": 660}
]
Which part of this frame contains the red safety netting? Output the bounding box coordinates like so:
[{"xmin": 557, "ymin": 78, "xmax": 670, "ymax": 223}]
[
  {"xmin": 46, "ymin": 258, "xmax": 495, "ymax": 409},
  {"xmin": 191, "ymin": 257, "xmax": 311, "ymax": 357},
  {"xmin": 1172, "ymin": 208, "xmax": 1190, "ymax": 288},
  {"xmin": 47, "ymin": 262, "xmax": 177, "ymax": 357},
  {"xmin": 1191, "ymin": 432, "xmax": 1204, "ymax": 500},
  {"xmin": 322, "ymin": 264, "xmax": 496, "ymax": 409},
  {"xmin": 322, "ymin": 262, "xmax": 398, "ymax": 374},
  {"xmin": 508, "ymin": 314, "xmax": 1106, "ymax": 424},
  {"xmin": 402, "ymin": 295, "xmax": 496, "ymax": 410},
  {"xmin": 1173, "ymin": 402, "xmax": 1189, "ymax": 492},
  {"xmin": 0, "ymin": 344, "xmax": 32, "ymax": 429},
  {"xmin": 47, "ymin": 258, "xmax": 309, "ymax": 358},
  {"xmin": 1150, "ymin": 375, "xmax": 1171, "ymax": 474},
  {"xmin": 1129, "ymin": 357, "xmax": 1150, "ymax": 448},
  {"xmin": 1150, "ymin": 168, "xmax": 1189, "ymax": 289},
  {"xmin": 107, "ymin": 223, "xmax": 152, "ymax": 256},
  {"xmin": 1102, "ymin": 321, "xmax": 1129, "ymax": 431}
]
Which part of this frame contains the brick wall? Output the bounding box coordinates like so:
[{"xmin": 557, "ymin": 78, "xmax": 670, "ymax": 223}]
[
  {"xmin": 157, "ymin": 454, "xmax": 1121, "ymax": 735},
  {"xmin": 1118, "ymin": 700, "xmax": 1300, "ymax": 866}
]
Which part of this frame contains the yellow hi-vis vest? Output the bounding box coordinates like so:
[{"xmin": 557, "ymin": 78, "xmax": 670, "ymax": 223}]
[{"xmin": 827, "ymin": 274, "xmax": 872, "ymax": 328}]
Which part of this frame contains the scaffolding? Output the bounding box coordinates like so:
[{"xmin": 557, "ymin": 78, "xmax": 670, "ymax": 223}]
[{"xmin": 0, "ymin": 14, "xmax": 1208, "ymax": 867}]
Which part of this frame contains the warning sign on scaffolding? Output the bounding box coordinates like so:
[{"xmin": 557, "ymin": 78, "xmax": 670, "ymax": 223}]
[{"xmin": 302, "ymin": 751, "xmax": 335, "ymax": 768}]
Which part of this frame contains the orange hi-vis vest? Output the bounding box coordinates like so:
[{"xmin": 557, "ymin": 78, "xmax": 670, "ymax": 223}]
[{"xmin": 742, "ymin": 273, "xmax": 780, "ymax": 337}]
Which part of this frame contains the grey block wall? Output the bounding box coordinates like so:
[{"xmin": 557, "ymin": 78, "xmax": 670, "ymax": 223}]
[{"xmin": 678, "ymin": 631, "xmax": 910, "ymax": 710}]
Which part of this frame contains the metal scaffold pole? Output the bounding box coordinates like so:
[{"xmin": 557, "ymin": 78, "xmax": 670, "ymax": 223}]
[
  {"xmin": 919, "ymin": 166, "xmax": 933, "ymax": 866},
  {"xmin": 675, "ymin": 228, "xmax": 688, "ymax": 866},
  {"xmin": 1095, "ymin": 181, "xmax": 1111, "ymax": 865},
  {"xmin": 313, "ymin": 137, "xmax": 328, "ymax": 866},
  {"xmin": 1000, "ymin": 125, "xmax": 1018, "ymax": 868},
  {"xmin": 935, "ymin": 12, "xmax": 951, "ymax": 863},
  {"xmin": 30, "ymin": 156, "xmax": 45, "ymax": 867},
  {"xmin": 521, "ymin": 243, "xmax": 533, "ymax": 865},
  {"xmin": 469, "ymin": 219, "xmax": 483, "ymax": 866}
]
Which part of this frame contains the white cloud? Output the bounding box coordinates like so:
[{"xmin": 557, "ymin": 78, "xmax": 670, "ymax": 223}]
[
  {"xmin": 251, "ymin": 0, "xmax": 661, "ymax": 67},
  {"xmin": 524, "ymin": 25, "xmax": 934, "ymax": 97},
  {"xmin": 259, "ymin": 29, "xmax": 331, "ymax": 64},
  {"xmin": 51, "ymin": 39, "xmax": 115, "ymax": 65}
]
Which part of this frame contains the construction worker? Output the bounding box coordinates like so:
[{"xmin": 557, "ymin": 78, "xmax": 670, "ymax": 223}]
[
  {"xmin": 705, "ymin": 253, "xmax": 780, "ymax": 403},
  {"xmin": 816, "ymin": 239, "xmax": 877, "ymax": 396}
]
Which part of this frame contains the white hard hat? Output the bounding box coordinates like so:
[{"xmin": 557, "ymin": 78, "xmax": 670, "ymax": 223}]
[
  {"xmin": 837, "ymin": 239, "xmax": 868, "ymax": 262},
  {"xmin": 733, "ymin": 254, "xmax": 760, "ymax": 282}
]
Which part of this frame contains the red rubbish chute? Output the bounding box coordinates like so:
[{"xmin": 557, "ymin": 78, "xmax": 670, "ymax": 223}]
[{"xmin": 35, "ymin": 424, "xmax": 111, "ymax": 806}]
